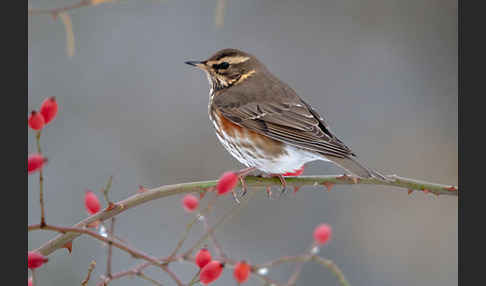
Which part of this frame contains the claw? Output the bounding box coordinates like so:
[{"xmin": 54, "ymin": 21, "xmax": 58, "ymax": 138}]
[
  {"xmin": 232, "ymin": 190, "xmax": 241, "ymax": 204},
  {"xmin": 273, "ymin": 174, "xmax": 287, "ymax": 196},
  {"xmin": 293, "ymin": 186, "xmax": 301, "ymax": 193},
  {"xmin": 322, "ymin": 182, "xmax": 334, "ymax": 192},
  {"xmin": 238, "ymin": 176, "xmax": 248, "ymax": 198},
  {"xmin": 231, "ymin": 167, "xmax": 256, "ymax": 202}
]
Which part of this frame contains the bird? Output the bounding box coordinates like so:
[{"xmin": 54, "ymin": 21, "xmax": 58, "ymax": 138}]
[{"xmin": 185, "ymin": 48, "xmax": 388, "ymax": 197}]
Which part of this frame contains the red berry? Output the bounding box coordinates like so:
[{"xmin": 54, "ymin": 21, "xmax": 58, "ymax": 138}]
[
  {"xmin": 28, "ymin": 277, "xmax": 33, "ymax": 286},
  {"xmin": 217, "ymin": 172, "xmax": 239, "ymax": 195},
  {"xmin": 195, "ymin": 248, "xmax": 212, "ymax": 268},
  {"xmin": 182, "ymin": 194, "xmax": 199, "ymax": 212},
  {"xmin": 28, "ymin": 154, "xmax": 47, "ymax": 174},
  {"xmin": 313, "ymin": 223, "xmax": 332, "ymax": 245},
  {"xmin": 40, "ymin": 97, "xmax": 58, "ymax": 124},
  {"xmin": 28, "ymin": 252, "xmax": 48, "ymax": 269},
  {"xmin": 85, "ymin": 190, "xmax": 101, "ymax": 215},
  {"xmin": 233, "ymin": 260, "xmax": 251, "ymax": 284},
  {"xmin": 200, "ymin": 261, "xmax": 224, "ymax": 284},
  {"xmin": 28, "ymin": 111, "xmax": 45, "ymax": 131}
]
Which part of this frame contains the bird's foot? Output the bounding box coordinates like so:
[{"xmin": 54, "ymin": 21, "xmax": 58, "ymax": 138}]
[
  {"xmin": 233, "ymin": 167, "xmax": 256, "ymax": 202},
  {"xmin": 268, "ymin": 174, "xmax": 287, "ymax": 197}
]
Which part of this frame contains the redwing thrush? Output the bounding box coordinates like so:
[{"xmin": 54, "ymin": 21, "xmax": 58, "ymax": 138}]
[{"xmin": 186, "ymin": 48, "xmax": 388, "ymax": 194}]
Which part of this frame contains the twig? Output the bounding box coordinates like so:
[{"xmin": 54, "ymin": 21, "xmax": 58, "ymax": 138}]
[
  {"xmin": 31, "ymin": 175, "xmax": 457, "ymax": 257},
  {"xmin": 81, "ymin": 260, "xmax": 96, "ymax": 286},
  {"xmin": 28, "ymin": 224, "xmax": 183, "ymax": 286},
  {"xmin": 136, "ymin": 272, "xmax": 164, "ymax": 286},
  {"xmin": 256, "ymin": 254, "xmax": 350, "ymax": 286},
  {"xmin": 29, "ymin": 0, "xmax": 93, "ymax": 18},
  {"xmin": 182, "ymin": 190, "xmax": 255, "ymax": 259},
  {"xmin": 214, "ymin": 0, "xmax": 226, "ymax": 28},
  {"xmin": 311, "ymin": 256, "xmax": 350, "ymax": 286},
  {"xmin": 285, "ymin": 245, "xmax": 316, "ymax": 286},
  {"xmin": 102, "ymin": 176, "xmax": 114, "ymax": 206},
  {"xmin": 201, "ymin": 214, "xmax": 228, "ymax": 260},
  {"xmin": 31, "ymin": 269, "xmax": 37, "ymax": 286},
  {"xmin": 286, "ymin": 261, "xmax": 305, "ymax": 286},
  {"xmin": 106, "ymin": 218, "xmax": 115, "ymax": 278},
  {"xmin": 166, "ymin": 194, "xmax": 219, "ymax": 262},
  {"xmin": 35, "ymin": 131, "xmax": 46, "ymax": 226},
  {"xmin": 187, "ymin": 269, "xmax": 201, "ymax": 286}
]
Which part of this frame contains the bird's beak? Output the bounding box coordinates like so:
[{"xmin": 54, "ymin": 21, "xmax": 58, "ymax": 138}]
[{"xmin": 184, "ymin": 61, "xmax": 206, "ymax": 69}]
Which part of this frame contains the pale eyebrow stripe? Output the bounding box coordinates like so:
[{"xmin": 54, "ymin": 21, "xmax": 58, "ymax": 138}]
[{"xmin": 217, "ymin": 56, "xmax": 250, "ymax": 65}]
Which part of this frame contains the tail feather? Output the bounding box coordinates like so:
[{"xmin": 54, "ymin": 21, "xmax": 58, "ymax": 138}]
[{"xmin": 324, "ymin": 156, "xmax": 389, "ymax": 181}]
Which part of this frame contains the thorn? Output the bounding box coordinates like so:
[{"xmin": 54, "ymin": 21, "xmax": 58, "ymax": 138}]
[
  {"xmin": 105, "ymin": 202, "xmax": 116, "ymax": 212},
  {"xmin": 293, "ymin": 186, "xmax": 301, "ymax": 193},
  {"xmin": 62, "ymin": 241, "xmax": 73, "ymax": 254},
  {"xmin": 137, "ymin": 185, "xmax": 147, "ymax": 193},
  {"xmin": 407, "ymin": 189, "xmax": 414, "ymax": 195},
  {"xmin": 199, "ymin": 190, "xmax": 207, "ymax": 199},
  {"xmin": 322, "ymin": 182, "xmax": 334, "ymax": 192}
]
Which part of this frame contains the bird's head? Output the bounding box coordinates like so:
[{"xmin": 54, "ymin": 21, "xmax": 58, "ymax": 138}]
[{"xmin": 185, "ymin": 48, "xmax": 261, "ymax": 91}]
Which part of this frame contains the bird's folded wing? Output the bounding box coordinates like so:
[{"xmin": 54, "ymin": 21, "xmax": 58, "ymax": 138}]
[{"xmin": 215, "ymin": 98, "xmax": 355, "ymax": 159}]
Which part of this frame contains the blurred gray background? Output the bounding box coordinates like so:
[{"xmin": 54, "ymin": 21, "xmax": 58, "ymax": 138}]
[{"xmin": 28, "ymin": 0, "xmax": 457, "ymax": 285}]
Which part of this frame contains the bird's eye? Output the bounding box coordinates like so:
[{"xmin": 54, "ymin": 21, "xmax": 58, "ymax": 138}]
[
  {"xmin": 212, "ymin": 62, "xmax": 230, "ymax": 70},
  {"xmin": 219, "ymin": 62, "xmax": 230, "ymax": 69}
]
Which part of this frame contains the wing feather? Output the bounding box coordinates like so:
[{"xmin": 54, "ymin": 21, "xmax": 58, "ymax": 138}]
[{"xmin": 213, "ymin": 84, "xmax": 355, "ymax": 159}]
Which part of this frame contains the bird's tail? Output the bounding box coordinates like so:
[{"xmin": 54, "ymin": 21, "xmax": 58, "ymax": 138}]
[{"xmin": 325, "ymin": 156, "xmax": 390, "ymax": 182}]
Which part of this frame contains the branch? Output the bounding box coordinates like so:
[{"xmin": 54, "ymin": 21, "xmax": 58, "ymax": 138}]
[
  {"xmin": 28, "ymin": 0, "xmax": 114, "ymax": 18},
  {"xmin": 106, "ymin": 218, "xmax": 115, "ymax": 278},
  {"xmin": 35, "ymin": 131, "xmax": 46, "ymax": 226},
  {"xmin": 29, "ymin": 224, "xmax": 183, "ymax": 286},
  {"xmin": 31, "ymin": 175, "xmax": 457, "ymax": 256},
  {"xmin": 256, "ymin": 254, "xmax": 350, "ymax": 286},
  {"xmin": 81, "ymin": 260, "xmax": 96, "ymax": 286},
  {"xmin": 312, "ymin": 256, "xmax": 351, "ymax": 286}
]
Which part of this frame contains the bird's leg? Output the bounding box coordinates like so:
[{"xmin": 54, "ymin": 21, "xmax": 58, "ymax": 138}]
[
  {"xmin": 234, "ymin": 167, "xmax": 256, "ymax": 200},
  {"xmin": 269, "ymin": 174, "xmax": 287, "ymax": 196},
  {"xmin": 277, "ymin": 174, "xmax": 287, "ymax": 195}
]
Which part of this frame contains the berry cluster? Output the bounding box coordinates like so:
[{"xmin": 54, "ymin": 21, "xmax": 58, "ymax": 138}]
[
  {"xmin": 28, "ymin": 97, "xmax": 58, "ymax": 174},
  {"xmin": 175, "ymin": 172, "xmax": 333, "ymax": 285}
]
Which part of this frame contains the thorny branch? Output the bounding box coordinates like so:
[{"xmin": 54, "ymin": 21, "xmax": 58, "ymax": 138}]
[
  {"xmin": 28, "ymin": 171, "xmax": 456, "ymax": 285},
  {"xmin": 28, "ymin": 223, "xmax": 184, "ymax": 286},
  {"xmin": 31, "ymin": 174, "xmax": 457, "ymax": 257},
  {"xmin": 28, "ymin": 0, "xmax": 112, "ymax": 18}
]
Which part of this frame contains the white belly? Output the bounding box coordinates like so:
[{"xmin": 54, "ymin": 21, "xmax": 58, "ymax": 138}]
[{"xmin": 211, "ymin": 115, "xmax": 322, "ymax": 174}]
